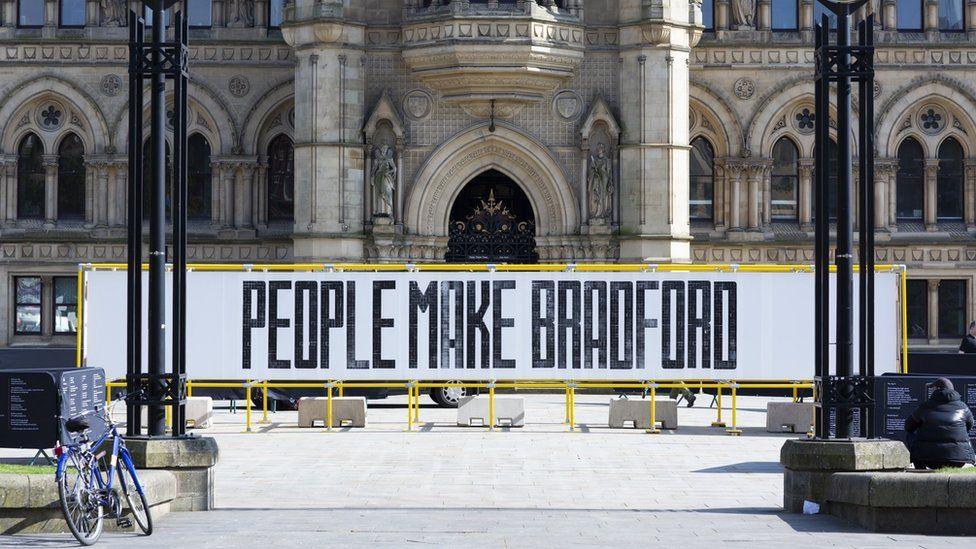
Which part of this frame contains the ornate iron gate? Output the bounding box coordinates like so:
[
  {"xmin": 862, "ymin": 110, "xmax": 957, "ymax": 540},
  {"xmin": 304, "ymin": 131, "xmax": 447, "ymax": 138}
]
[{"xmin": 445, "ymin": 171, "xmax": 538, "ymax": 263}]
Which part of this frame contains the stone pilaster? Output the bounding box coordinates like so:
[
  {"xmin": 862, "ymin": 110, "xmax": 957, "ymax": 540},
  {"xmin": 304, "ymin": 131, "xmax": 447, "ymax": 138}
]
[
  {"xmin": 923, "ymin": 158, "xmax": 938, "ymax": 231},
  {"xmin": 110, "ymin": 160, "xmax": 127, "ymax": 227},
  {"xmin": 235, "ymin": 161, "xmax": 257, "ymax": 229},
  {"xmin": 724, "ymin": 161, "xmax": 746, "ymax": 230},
  {"xmin": 95, "ymin": 162, "xmax": 110, "ymax": 226},
  {"xmin": 965, "ymin": 160, "xmax": 976, "ymax": 229},
  {"xmin": 283, "ymin": 3, "xmax": 367, "ymax": 260},
  {"xmin": 882, "ymin": 0, "xmax": 896, "ymax": 29},
  {"xmin": 798, "ymin": 158, "xmax": 814, "ymax": 229},
  {"xmin": 3, "ymin": 156, "xmax": 16, "ymax": 223},
  {"xmin": 713, "ymin": 158, "xmax": 727, "ymax": 230},
  {"xmin": 42, "ymin": 154, "xmax": 58, "ymax": 226},
  {"xmin": 616, "ymin": 0, "xmax": 701, "ymax": 262},
  {"xmin": 875, "ymin": 159, "xmax": 898, "ymax": 230},
  {"xmin": 928, "ymin": 279, "xmax": 939, "ymax": 343},
  {"xmin": 746, "ymin": 161, "xmax": 770, "ymax": 231}
]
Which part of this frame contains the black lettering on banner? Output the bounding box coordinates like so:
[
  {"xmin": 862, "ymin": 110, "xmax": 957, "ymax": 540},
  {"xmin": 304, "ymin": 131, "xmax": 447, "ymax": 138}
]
[
  {"xmin": 440, "ymin": 281, "xmax": 464, "ymax": 369},
  {"xmin": 557, "ymin": 281, "xmax": 581, "ymax": 369},
  {"xmin": 492, "ymin": 280, "xmax": 516, "ymax": 369},
  {"xmin": 686, "ymin": 281, "xmax": 711, "ymax": 370},
  {"xmin": 268, "ymin": 281, "xmax": 292, "ymax": 369},
  {"xmin": 635, "ymin": 281, "xmax": 659, "ymax": 370},
  {"xmin": 583, "ymin": 281, "xmax": 607, "ymax": 369},
  {"xmin": 346, "ymin": 282, "xmax": 369, "ymax": 369},
  {"xmin": 714, "ymin": 281, "xmax": 737, "ymax": 370},
  {"xmin": 294, "ymin": 281, "xmax": 318, "ymax": 369},
  {"xmin": 319, "ymin": 281, "xmax": 343, "ymax": 369},
  {"xmin": 241, "ymin": 281, "xmax": 266, "ymax": 370},
  {"xmin": 466, "ymin": 281, "xmax": 490, "ymax": 369},
  {"xmin": 610, "ymin": 281, "xmax": 633, "ymax": 370},
  {"xmin": 409, "ymin": 281, "xmax": 438, "ymax": 369},
  {"xmin": 662, "ymin": 281, "xmax": 685, "ymax": 369},
  {"xmin": 532, "ymin": 281, "xmax": 556, "ymax": 369},
  {"xmin": 372, "ymin": 280, "xmax": 396, "ymax": 369}
]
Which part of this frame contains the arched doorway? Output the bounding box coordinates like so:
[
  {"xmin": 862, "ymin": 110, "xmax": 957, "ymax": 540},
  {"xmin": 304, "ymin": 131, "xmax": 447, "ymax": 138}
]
[{"xmin": 445, "ymin": 170, "xmax": 538, "ymax": 263}]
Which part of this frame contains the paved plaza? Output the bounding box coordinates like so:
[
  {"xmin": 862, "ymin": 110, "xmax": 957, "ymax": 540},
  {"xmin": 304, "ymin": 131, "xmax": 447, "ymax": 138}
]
[{"xmin": 0, "ymin": 394, "xmax": 968, "ymax": 547}]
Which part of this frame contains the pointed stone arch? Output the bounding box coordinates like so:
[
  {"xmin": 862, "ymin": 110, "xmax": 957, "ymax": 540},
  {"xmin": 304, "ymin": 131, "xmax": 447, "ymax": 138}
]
[
  {"xmin": 0, "ymin": 76, "xmax": 108, "ymax": 154},
  {"xmin": 877, "ymin": 78, "xmax": 976, "ymax": 158},
  {"xmin": 404, "ymin": 123, "xmax": 579, "ymax": 237},
  {"xmin": 689, "ymin": 80, "xmax": 743, "ymax": 157}
]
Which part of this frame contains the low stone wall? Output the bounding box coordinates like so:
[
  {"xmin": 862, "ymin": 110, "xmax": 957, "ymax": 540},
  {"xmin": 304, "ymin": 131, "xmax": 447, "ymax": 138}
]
[
  {"xmin": 825, "ymin": 471, "xmax": 976, "ymax": 535},
  {"xmin": 0, "ymin": 470, "xmax": 176, "ymax": 535}
]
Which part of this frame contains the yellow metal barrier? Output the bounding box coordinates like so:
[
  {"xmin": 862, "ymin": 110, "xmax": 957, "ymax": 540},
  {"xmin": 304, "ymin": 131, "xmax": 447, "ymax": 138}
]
[{"xmin": 646, "ymin": 383, "xmax": 660, "ymax": 434}]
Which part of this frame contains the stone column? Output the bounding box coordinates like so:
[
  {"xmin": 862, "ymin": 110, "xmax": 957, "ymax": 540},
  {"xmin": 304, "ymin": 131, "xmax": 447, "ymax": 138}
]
[
  {"xmin": 0, "ymin": 159, "xmax": 9, "ymax": 224},
  {"xmin": 714, "ymin": 160, "xmax": 727, "ymax": 229},
  {"xmin": 727, "ymin": 163, "xmax": 744, "ymax": 230},
  {"xmin": 757, "ymin": 0, "xmax": 771, "ymax": 30},
  {"xmin": 254, "ymin": 162, "xmax": 267, "ymax": 228},
  {"xmin": 969, "ymin": 0, "xmax": 976, "ymax": 33},
  {"xmin": 220, "ymin": 163, "xmax": 235, "ymax": 228},
  {"xmin": 213, "ymin": 0, "xmax": 225, "ymax": 27},
  {"xmin": 715, "ymin": 0, "xmax": 729, "ymax": 29},
  {"xmin": 283, "ymin": 11, "xmax": 367, "ymax": 260},
  {"xmin": 112, "ymin": 162, "xmax": 127, "ymax": 227},
  {"xmin": 96, "ymin": 162, "xmax": 110, "ymax": 226},
  {"xmin": 800, "ymin": 0, "xmax": 814, "ymax": 30},
  {"xmin": 924, "ymin": 158, "xmax": 938, "ymax": 231},
  {"xmin": 925, "ymin": 0, "xmax": 939, "ymax": 32},
  {"xmin": 746, "ymin": 163, "xmax": 766, "ymax": 230},
  {"xmin": 965, "ymin": 160, "xmax": 976, "ymax": 229},
  {"xmin": 210, "ymin": 162, "xmax": 221, "ymax": 227},
  {"xmin": 882, "ymin": 0, "xmax": 897, "ymax": 29},
  {"xmin": 84, "ymin": 161, "xmax": 95, "ymax": 224},
  {"xmin": 617, "ymin": 5, "xmax": 697, "ymax": 262},
  {"xmin": 928, "ymin": 279, "xmax": 939, "ymax": 343},
  {"xmin": 1, "ymin": 0, "xmax": 14, "ymax": 28},
  {"xmin": 762, "ymin": 162, "xmax": 772, "ymax": 225},
  {"xmin": 3, "ymin": 158, "xmax": 15, "ymax": 222},
  {"xmin": 875, "ymin": 160, "xmax": 897, "ymax": 230},
  {"xmin": 798, "ymin": 158, "xmax": 814, "ymax": 228},
  {"xmin": 254, "ymin": 0, "xmax": 268, "ymax": 28},
  {"xmin": 42, "ymin": 154, "xmax": 58, "ymax": 226},
  {"xmin": 235, "ymin": 163, "xmax": 255, "ymax": 229}
]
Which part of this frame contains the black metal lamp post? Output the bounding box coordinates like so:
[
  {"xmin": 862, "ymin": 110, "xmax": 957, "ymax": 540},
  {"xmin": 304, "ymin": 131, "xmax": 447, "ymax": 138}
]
[
  {"xmin": 126, "ymin": 0, "xmax": 188, "ymax": 438},
  {"xmin": 813, "ymin": 0, "xmax": 877, "ymax": 439}
]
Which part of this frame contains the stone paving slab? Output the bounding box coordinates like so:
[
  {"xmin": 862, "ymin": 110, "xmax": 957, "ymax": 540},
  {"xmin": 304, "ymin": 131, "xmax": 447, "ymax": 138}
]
[{"xmin": 0, "ymin": 394, "xmax": 968, "ymax": 546}]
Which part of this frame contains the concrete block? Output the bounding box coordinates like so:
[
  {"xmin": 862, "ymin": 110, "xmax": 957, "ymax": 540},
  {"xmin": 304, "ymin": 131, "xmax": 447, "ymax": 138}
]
[
  {"xmin": 608, "ymin": 398, "xmax": 678, "ymax": 430},
  {"xmin": 825, "ymin": 472, "xmax": 871, "ymax": 506},
  {"xmin": 780, "ymin": 439, "xmax": 909, "ymax": 472},
  {"xmin": 868, "ymin": 472, "xmax": 949, "ymax": 508},
  {"xmin": 947, "ymin": 474, "xmax": 976, "ymax": 508},
  {"xmin": 298, "ymin": 396, "xmax": 367, "ymax": 428},
  {"xmin": 766, "ymin": 401, "xmax": 815, "ymax": 433},
  {"xmin": 126, "ymin": 437, "xmax": 219, "ymax": 512},
  {"xmin": 457, "ymin": 395, "xmax": 524, "ymax": 427},
  {"xmin": 185, "ymin": 396, "xmax": 213, "ymax": 430}
]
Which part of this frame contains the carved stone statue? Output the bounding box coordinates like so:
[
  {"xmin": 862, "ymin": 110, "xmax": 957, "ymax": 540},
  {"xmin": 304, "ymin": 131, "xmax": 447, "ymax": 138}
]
[
  {"xmin": 731, "ymin": 0, "xmax": 756, "ymax": 28},
  {"xmin": 371, "ymin": 145, "xmax": 397, "ymax": 218},
  {"xmin": 100, "ymin": 0, "xmax": 127, "ymax": 27},
  {"xmin": 587, "ymin": 143, "xmax": 613, "ymax": 221},
  {"xmin": 228, "ymin": 0, "xmax": 255, "ymax": 28}
]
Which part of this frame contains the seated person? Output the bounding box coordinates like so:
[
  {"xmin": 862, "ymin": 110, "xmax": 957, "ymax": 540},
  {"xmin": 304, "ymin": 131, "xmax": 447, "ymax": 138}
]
[
  {"xmin": 960, "ymin": 321, "xmax": 976, "ymax": 354},
  {"xmin": 904, "ymin": 378, "xmax": 976, "ymax": 470}
]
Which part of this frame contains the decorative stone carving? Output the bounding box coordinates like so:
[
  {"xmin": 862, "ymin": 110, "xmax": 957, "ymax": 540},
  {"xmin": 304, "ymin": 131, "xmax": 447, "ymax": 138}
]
[
  {"xmin": 100, "ymin": 74, "xmax": 122, "ymax": 97},
  {"xmin": 917, "ymin": 104, "xmax": 947, "ymax": 135},
  {"xmin": 733, "ymin": 78, "xmax": 755, "ymax": 100},
  {"xmin": 370, "ymin": 145, "xmax": 397, "ymax": 220},
  {"xmin": 792, "ymin": 106, "xmax": 815, "ymax": 134},
  {"xmin": 587, "ymin": 143, "xmax": 613, "ymax": 222},
  {"xmin": 228, "ymin": 0, "xmax": 255, "ymax": 28},
  {"xmin": 37, "ymin": 103, "xmax": 65, "ymax": 131},
  {"xmin": 229, "ymin": 76, "xmax": 250, "ymax": 97},
  {"xmin": 402, "ymin": 90, "xmax": 433, "ymax": 121},
  {"xmin": 100, "ymin": 0, "xmax": 127, "ymax": 27},
  {"xmin": 552, "ymin": 90, "xmax": 583, "ymax": 121},
  {"xmin": 731, "ymin": 0, "xmax": 756, "ymax": 28}
]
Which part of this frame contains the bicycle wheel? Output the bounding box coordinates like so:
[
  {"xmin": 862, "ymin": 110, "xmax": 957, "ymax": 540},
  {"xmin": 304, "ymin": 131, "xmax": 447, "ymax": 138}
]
[
  {"xmin": 116, "ymin": 459, "xmax": 153, "ymax": 535},
  {"xmin": 57, "ymin": 452, "xmax": 104, "ymax": 546}
]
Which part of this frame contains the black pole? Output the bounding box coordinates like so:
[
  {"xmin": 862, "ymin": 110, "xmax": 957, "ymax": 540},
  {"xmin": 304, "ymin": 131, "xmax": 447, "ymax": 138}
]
[
  {"xmin": 147, "ymin": 0, "xmax": 167, "ymax": 437},
  {"xmin": 126, "ymin": 11, "xmax": 145, "ymax": 438},
  {"xmin": 834, "ymin": 5, "xmax": 854, "ymax": 439},
  {"xmin": 172, "ymin": 10, "xmax": 189, "ymax": 437},
  {"xmin": 813, "ymin": 16, "xmax": 830, "ymax": 438}
]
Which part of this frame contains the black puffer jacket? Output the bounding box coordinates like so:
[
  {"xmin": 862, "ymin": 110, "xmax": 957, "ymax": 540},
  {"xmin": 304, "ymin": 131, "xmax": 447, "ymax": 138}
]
[{"xmin": 905, "ymin": 388, "xmax": 976, "ymax": 464}]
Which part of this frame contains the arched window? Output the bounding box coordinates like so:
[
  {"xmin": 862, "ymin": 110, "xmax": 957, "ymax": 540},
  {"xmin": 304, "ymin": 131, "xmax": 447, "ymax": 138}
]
[
  {"xmin": 771, "ymin": 138, "xmax": 799, "ymax": 220},
  {"xmin": 937, "ymin": 137, "xmax": 964, "ymax": 219},
  {"xmin": 18, "ymin": 0, "xmax": 44, "ymax": 27},
  {"xmin": 142, "ymin": 140, "xmax": 172, "ymax": 219},
  {"xmin": 689, "ymin": 137, "xmax": 715, "ymax": 221},
  {"xmin": 897, "ymin": 0, "xmax": 924, "ymax": 30},
  {"xmin": 60, "ymin": 0, "xmax": 86, "ymax": 27},
  {"xmin": 57, "ymin": 133, "xmax": 85, "ymax": 220},
  {"xmin": 939, "ymin": 0, "xmax": 965, "ymax": 30},
  {"xmin": 17, "ymin": 134, "xmax": 45, "ymax": 219},
  {"xmin": 267, "ymin": 135, "xmax": 294, "ymax": 222},
  {"xmin": 187, "ymin": 134, "xmax": 212, "ymax": 220},
  {"xmin": 771, "ymin": 0, "xmax": 798, "ymax": 30},
  {"xmin": 896, "ymin": 137, "xmax": 925, "ymax": 220}
]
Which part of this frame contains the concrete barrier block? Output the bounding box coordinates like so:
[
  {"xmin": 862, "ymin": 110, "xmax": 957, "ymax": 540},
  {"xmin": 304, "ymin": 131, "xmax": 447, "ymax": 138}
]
[
  {"xmin": 868, "ymin": 472, "xmax": 949, "ymax": 508},
  {"xmin": 185, "ymin": 396, "xmax": 213, "ymax": 430},
  {"xmin": 457, "ymin": 396, "xmax": 524, "ymax": 427},
  {"xmin": 298, "ymin": 396, "xmax": 367, "ymax": 428},
  {"xmin": 766, "ymin": 401, "xmax": 815, "ymax": 433},
  {"xmin": 608, "ymin": 398, "xmax": 678, "ymax": 430}
]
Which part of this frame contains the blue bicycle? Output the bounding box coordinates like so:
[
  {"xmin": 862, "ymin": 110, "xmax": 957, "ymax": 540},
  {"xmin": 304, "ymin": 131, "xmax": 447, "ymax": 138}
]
[{"xmin": 56, "ymin": 394, "xmax": 153, "ymax": 545}]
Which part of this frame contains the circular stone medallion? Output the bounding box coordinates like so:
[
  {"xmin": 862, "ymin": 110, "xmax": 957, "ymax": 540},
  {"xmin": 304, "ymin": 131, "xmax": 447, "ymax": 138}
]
[
  {"xmin": 402, "ymin": 89, "xmax": 433, "ymax": 121},
  {"xmin": 552, "ymin": 90, "xmax": 583, "ymax": 121},
  {"xmin": 733, "ymin": 78, "xmax": 756, "ymax": 100}
]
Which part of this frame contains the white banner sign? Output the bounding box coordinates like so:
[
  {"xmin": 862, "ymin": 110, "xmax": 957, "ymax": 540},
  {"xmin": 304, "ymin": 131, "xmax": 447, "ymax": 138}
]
[{"xmin": 83, "ymin": 270, "xmax": 901, "ymax": 380}]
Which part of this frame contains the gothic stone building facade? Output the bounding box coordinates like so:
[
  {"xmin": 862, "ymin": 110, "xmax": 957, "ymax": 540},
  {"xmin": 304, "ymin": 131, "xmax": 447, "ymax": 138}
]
[{"xmin": 0, "ymin": 0, "xmax": 972, "ymax": 353}]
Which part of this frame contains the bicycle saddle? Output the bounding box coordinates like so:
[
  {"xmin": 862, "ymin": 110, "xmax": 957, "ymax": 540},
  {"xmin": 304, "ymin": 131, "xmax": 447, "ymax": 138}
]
[{"xmin": 65, "ymin": 416, "xmax": 90, "ymax": 433}]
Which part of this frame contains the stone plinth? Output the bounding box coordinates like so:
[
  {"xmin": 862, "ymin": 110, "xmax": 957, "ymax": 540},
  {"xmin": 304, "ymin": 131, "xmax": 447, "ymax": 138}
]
[
  {"xmin": 127, "ymin": 436, "xmax": 219, "ymax": 512},
  {"xmin": 780, "ymin": 439, "xmax": 910, "ymax": 513}
]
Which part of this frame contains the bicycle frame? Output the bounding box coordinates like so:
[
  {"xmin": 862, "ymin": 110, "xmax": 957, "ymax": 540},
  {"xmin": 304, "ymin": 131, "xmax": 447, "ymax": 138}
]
[{"xmin": 56, "ymin": 420, "xmax": 146, "ymax": 506}]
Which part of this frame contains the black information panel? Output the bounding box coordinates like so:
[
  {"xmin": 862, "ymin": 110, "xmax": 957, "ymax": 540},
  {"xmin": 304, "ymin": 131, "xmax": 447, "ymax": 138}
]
[
  {"xmin": 825, "ymin": 407, "xmax": 865, "ymax": 438},
  {"xmin": 0, "ymin": 368, "xmax": 106, "ymax": 449},
  {"xmin": 875, "ymin": 374, "xmax": 976, "ymax": 447}
]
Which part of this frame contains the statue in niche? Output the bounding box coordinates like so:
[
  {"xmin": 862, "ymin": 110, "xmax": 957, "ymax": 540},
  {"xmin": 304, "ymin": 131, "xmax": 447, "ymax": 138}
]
[
  {"xmin": 587, "ymin": 143, "xmax": 613, "ymax": 222},
  {"xmin": 100, "ymin": 0, "xmax": 127, "ymax": 27},
  {"xmin": 731, "ymin": 0, "xmax": 756, "ymax": 28},
  {"xmin": 371, "ymin": 145, "xmax": 397, "ymax": 219},
  {"xmin": 228, "ymin": 0, "xmax": 255, "ymax": 28}
]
